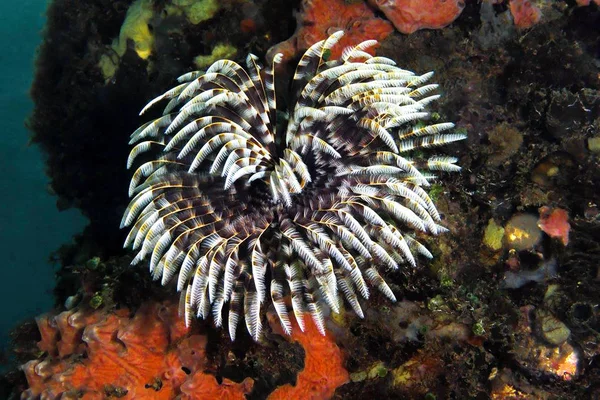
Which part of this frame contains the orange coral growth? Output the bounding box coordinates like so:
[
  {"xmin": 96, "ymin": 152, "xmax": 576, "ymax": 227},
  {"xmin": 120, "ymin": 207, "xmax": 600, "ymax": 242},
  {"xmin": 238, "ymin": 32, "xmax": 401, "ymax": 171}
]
[
  {"xmin": 34, "ymin": 314, "xmax": 59, "ymax": 355},
  {"xmin": 181, "ymin": 374, "xmax": 255, "ymax": 400},
  {"xmin": 35, "ymin": 307, "xmax": 107, "ymax": 358},
  {"xmin": 22, "ymin": 301, "xmax": 254, "ymax": 400},
  {"xmin": 509, "ymin": 0, "xmax": 542, "ymax": 29},
  {"xmin": 267, "ymin": 0, "xmax": 393, "ymax": 61},
  {"xmin": 55, "ymin": 308, "xmax": 107, "ymax": 357},
  {"xmin": 268, "ymin": 314, "xmax": 349, "ymax": 400},
  {"xmin": 538, "ymin": 206, "xmax": 570, "ymax": 246},
  {"xmin": 368, "ymin": 0, "xmax": 465, "ymax": 34}
]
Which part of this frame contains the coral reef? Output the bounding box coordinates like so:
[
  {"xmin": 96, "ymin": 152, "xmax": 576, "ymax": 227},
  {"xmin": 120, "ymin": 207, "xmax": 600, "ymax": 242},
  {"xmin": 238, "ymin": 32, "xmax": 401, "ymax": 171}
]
[
  {"xmin": 368, "ymin": 0, "xmax": 466, "ymax": 34},
  {"xmin": 13, "ymin": 0, "xmax": 600, "ymax": 399}
]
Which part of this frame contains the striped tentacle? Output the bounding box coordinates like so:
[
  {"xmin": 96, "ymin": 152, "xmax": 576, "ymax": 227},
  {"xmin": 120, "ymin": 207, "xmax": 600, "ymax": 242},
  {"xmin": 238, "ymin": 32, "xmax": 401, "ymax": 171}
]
[{"xmin": 123, "ymin": 31, "xmax": 465, "ymax": 341}]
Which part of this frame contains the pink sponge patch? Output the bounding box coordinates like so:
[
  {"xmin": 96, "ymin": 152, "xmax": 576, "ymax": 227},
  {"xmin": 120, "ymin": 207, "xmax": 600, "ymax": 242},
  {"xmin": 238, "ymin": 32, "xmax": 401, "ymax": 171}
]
[{"xmin": 538, "ymin": 206, "xmax": 571, "ymax": 246}]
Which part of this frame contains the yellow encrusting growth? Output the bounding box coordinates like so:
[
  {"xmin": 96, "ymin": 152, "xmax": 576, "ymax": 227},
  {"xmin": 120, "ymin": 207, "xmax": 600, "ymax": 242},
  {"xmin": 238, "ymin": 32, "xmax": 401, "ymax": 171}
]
[
  {"xmin": 98, "ymin": 0, "xmax": 155, "ymax": 81},
  {"xmin": 165, "ymin": 0, "xmax": 220, "ymax": 25},
  {"xmin": 483, "ymin": 218, "xmax": 504, "ymax": 251},
  {"xmin": 98, "ymin": 0, "xmax": 224, "ymax": 81},
  {"xmin": 115, "ymin": 0, "xmax": 155, "ymax": 59},
  {"xmin": 588, "ymin": 137, "xmax": 600, "ymax": 153},
  {"xmin": 194, "ymin": 43, "xmax": 238, "ymax": 69},
  {"xmin": 98, "ymin": 53, "xmax": 119, "ymax": 81}
]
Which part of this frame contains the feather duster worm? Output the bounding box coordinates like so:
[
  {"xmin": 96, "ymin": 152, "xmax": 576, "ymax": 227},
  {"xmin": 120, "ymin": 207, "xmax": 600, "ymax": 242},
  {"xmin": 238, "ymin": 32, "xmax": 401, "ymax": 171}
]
[{"xmin": 122, "ymin": 31, "xmax": 465, "ymax": 341}]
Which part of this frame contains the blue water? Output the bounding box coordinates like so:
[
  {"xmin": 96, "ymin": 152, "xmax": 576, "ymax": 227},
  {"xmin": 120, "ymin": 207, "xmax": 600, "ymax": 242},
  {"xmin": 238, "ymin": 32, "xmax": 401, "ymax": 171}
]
[{"xmin": 0, "ymin": 1, "xmax": 87, "ymax": 359}]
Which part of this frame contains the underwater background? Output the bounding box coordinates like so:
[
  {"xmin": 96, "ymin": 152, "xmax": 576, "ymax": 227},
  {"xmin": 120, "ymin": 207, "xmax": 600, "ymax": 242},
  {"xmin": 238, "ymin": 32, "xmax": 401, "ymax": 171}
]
[
  {"xmin": 3, "ymin": 0, "xmax": 600, "ymax": 399},
  {"xmin": 0, "ymin": 0, "xmax": 86, "ymax": 365}
]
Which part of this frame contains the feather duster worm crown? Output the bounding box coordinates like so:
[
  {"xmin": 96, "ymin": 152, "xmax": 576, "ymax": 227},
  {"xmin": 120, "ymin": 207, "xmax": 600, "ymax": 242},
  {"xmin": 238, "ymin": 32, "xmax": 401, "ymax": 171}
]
[{"xmin": 122, "ymin": 31, "xmax": 465, "ymax": 341}]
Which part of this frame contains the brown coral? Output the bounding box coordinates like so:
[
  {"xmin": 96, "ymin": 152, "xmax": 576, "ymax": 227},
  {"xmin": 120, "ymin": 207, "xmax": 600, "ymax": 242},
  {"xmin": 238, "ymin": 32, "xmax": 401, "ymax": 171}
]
[
  {"xmin": 22, "ymin": 301, "xmax": 253, "ymax": 400},
  {"xmin": 266, "ymin": 0, "xmax": 393, "ymax": 61}
]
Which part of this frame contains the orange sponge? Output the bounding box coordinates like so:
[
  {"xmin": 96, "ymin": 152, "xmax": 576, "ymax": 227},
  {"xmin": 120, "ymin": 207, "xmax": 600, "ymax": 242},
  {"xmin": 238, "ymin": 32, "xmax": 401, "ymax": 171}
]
[
  {"xmin": 268, "ymin": 314, "xmax": 349, "ymax": 399},
  {"xmin": 368, "ymin": 0, "xmax": 466, "ymax": 34},
  {"xmin": 22, "ymin": 301, "xmax": 253, "ymax": 400},
  {"xmin": 267, "ymin": 0, "xmax": 393, "ymax": 61}
]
